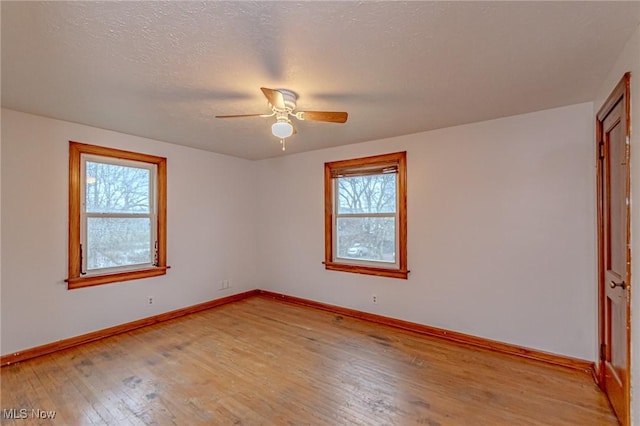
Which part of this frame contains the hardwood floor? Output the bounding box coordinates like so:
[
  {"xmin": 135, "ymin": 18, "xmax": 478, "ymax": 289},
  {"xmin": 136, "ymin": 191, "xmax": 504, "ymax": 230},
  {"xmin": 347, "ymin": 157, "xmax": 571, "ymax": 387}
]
[{"xmin": 1, "ymin": 296, "xmax": 617, "ymax": 425}]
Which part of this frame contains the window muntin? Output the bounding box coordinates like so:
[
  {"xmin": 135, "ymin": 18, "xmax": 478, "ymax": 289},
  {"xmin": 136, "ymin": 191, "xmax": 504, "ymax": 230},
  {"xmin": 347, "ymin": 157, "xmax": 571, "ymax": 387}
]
[
  {"xmin": 324, "ymin": 152, "xmax": 408, "ymax": 279},
  {"xmin": 82, "ymin": 155, "xmax": 157, "ymax": 274},
  {"xmin": 67, "ymin": 142, "xmax": 167, "ymax": 289}
]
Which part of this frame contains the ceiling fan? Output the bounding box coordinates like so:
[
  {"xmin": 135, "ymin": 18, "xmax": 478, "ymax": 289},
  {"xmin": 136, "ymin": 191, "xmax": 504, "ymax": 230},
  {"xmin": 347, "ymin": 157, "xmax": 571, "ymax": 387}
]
[{"xmin": 216, "ymin": 87, "xmax": 348, "ymax": 151}]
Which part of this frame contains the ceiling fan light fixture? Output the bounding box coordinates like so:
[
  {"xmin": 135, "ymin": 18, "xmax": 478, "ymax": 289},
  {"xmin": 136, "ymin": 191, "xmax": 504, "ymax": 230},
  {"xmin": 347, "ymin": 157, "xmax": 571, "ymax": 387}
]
[
  {"xmin": 217, "ymin": 88, "xmax": 348, "ymax": 150},
  {"xmin": 272, "ymin": 120, "xmax": 294, "ymax": 138}
]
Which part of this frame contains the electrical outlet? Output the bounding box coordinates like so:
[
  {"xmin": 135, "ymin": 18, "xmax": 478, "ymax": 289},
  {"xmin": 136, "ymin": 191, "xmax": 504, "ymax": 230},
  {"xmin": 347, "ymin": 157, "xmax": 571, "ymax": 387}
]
[
  {"xmin": 148, "ymin": 296, "xmax": 154, "ymax": 305},
  {"xmin": 227, "ymin": 279, "xmax": 232, "ymax": 288},
  {"xmin": 372, "ymin": 294, "xmax": 378, "ymax": 304},
  {"xmin": 218, "ymin": 280, "xmax": 225, "ymax": 290}
]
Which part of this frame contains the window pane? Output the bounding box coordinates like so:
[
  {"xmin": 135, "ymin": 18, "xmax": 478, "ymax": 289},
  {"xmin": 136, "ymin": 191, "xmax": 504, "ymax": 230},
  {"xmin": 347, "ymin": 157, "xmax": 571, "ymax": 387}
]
[
  {"xmin": 336, "ymin": 217, "xmax": 396, "ymax": 263},
  {"xmin": 87, "ymin": 217, "xmax": 151, "ymax": 270},
  {"xmin": 86, "ymin": 161, "xmax": 150, "ymax": 213},
  {"xmin": 337, "ymin": 174, "xmax": 396, "ymax": 214}
]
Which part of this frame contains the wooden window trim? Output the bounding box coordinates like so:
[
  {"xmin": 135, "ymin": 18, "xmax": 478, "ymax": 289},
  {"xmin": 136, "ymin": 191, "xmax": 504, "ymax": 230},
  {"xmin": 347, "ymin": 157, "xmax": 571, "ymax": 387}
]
[
  {"xmin": 67, "ymin": 142, "xmax": 168, "ymax": 289},
  {"xmin": 324, "ymin": 151, "xmax": 408, "ymax": 279}
]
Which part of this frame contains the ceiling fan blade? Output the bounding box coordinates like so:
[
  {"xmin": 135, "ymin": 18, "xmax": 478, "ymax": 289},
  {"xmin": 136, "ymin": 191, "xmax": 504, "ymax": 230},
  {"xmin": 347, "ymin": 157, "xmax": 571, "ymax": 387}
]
[
  {"xmin": 298, "ymin": 111, "xmax": 348, "ymax": 123},
  {"xmin": 260, "ymin": 87, "xmax": 286, "ymax": 110},
  {"xmin": 215, "ymin": 113, "xmax": 268, "ymax": 119}
]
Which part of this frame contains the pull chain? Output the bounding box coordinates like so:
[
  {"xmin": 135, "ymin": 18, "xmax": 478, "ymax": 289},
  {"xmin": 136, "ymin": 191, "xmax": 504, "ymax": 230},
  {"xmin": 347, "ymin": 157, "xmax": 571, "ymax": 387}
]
[{"xmin": 280, "ymin": 138, "xmax": 286, "ymax": 151}]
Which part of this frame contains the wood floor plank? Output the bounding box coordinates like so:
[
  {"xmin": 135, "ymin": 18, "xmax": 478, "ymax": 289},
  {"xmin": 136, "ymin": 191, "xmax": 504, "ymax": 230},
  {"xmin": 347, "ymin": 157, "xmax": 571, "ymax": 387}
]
[{"xmin": 1, "ymin": 297, "xmax": 617, "ymax": 425}]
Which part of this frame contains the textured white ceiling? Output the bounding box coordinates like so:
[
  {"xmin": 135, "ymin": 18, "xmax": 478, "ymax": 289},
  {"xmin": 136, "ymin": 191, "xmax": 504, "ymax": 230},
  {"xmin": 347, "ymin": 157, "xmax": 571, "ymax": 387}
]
[{"xmin": 2, "ymin": 1, "xmax": 639, "ymax": 160}]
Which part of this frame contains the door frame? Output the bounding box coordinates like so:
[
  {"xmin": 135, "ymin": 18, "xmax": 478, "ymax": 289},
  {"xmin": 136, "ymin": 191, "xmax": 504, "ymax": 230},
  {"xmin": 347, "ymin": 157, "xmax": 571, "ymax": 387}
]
[{"xmin": 595, "ymin": 72, "xmax": 631, "ymax": 425}]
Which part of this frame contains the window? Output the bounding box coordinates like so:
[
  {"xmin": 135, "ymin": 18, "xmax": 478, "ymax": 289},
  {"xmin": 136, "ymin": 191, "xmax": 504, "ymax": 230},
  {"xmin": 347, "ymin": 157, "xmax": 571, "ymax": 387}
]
[
  {"xmin": 67, "ymin": 142, "xmax": 168, "ymax": 289},
  {"xmin": 324, "ymin": 151, "xmax": 408, "ymax": 279}
]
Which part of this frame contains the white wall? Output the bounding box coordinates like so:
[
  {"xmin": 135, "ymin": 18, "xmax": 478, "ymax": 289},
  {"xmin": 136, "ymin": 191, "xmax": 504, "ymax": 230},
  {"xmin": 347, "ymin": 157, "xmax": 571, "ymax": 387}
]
[
  {"xmin": 1, "ymin": 109, "xmax": 258, "ymax": 355},
  {"xmin": 595, "ymin": 22, "xmax": 640, "ymax": 426},
  {"xmin": 257, "ymin": 102, "xmax": 596, "ymax": 361}
]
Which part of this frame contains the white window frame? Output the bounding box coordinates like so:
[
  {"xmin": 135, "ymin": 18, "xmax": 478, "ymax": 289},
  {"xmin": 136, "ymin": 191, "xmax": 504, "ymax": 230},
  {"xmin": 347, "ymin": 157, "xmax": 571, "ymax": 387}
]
[
  {"xmin": 80, "ymin": 154, "xmax": 158, "ymax": 276},
  {"xmin": 332, "ymin": 174, "xmax": 400, "ymax": 270}
]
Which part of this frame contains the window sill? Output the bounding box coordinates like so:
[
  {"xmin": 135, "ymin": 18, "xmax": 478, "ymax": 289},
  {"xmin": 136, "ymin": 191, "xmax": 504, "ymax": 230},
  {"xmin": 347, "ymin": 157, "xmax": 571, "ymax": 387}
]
[
  {"xmin": 66, "ymin": 266, "xmax": 170, "ymax": 289},
  {"xmin": 323, "ymin": 262, "xmax": 409, "ymax": 279}
]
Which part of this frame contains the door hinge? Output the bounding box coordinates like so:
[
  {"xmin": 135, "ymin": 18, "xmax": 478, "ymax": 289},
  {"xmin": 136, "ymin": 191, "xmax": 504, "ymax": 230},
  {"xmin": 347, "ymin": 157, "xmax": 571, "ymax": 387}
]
[
  {"xmin": 600, "ymin": 343, "xmax": 606, "ymax": 360},
  {"xmin": 598, "ymin": 141, "xmax": 605, "ymax": 160}
]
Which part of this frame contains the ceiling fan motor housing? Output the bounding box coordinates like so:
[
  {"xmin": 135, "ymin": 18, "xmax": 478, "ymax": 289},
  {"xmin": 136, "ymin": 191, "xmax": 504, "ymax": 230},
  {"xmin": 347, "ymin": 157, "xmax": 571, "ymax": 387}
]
[{"xmin": 275, "ymin": 89, "xmax": 297, "ymax": 112}]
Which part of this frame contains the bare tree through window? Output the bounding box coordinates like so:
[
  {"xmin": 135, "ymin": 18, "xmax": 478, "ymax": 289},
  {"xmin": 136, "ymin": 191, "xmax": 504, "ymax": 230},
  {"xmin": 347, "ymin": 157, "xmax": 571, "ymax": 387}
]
[
  {"xmin": 336, "ymin": 173, "xmax": 397, "ymax": 262},
  {"xmin": 85, "ymin": 161, "xmax": 154, "ymax": 270}
]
